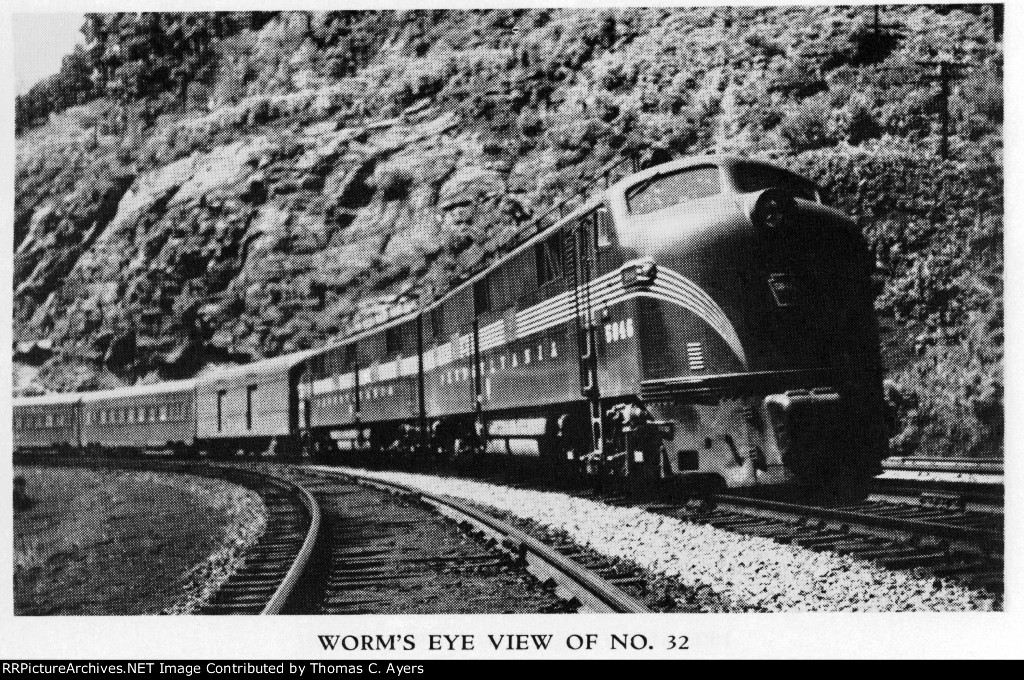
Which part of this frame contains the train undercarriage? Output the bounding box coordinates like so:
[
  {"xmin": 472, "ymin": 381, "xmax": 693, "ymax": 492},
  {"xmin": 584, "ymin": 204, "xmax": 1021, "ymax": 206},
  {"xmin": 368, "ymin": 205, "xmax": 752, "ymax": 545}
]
[{"xmin": 302, "ymin": 385, "xmax": 882, "ymax": 499}]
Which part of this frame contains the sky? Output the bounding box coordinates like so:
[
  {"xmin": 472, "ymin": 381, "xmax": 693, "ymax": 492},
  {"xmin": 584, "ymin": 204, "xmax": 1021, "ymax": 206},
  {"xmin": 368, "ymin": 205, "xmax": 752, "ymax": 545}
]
[{"xmin": 13, "ymin": 13, "xmax": 87, "ymax": 95}]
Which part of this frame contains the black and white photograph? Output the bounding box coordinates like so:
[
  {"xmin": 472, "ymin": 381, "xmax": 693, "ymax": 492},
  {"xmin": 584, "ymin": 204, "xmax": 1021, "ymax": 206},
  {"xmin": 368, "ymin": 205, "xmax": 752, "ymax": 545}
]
[{"xmin": 1, "ymin": 0, "xmax": 1017, "ymax": 661}]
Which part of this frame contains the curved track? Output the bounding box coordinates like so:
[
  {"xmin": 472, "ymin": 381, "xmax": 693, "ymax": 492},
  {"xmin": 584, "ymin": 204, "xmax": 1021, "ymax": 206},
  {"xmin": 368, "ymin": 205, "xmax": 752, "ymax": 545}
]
[
  {"xmin": 329, "ymin": 455, "xmax": 1004, "ymax": 597},
  {"xmin": 198, "ymin": 469, "xmax": 319, "ymax": 615},
  {"xmin": 289, "ymin": 465, "xmax": 650, "ymax": 614}
]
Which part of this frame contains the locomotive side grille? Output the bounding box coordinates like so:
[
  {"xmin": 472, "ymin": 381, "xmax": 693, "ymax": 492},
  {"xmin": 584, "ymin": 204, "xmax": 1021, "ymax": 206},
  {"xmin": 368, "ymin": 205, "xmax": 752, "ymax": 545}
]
[{"xmin": 686, "ymin": 342, "xmax": 705, "ymax": 371}]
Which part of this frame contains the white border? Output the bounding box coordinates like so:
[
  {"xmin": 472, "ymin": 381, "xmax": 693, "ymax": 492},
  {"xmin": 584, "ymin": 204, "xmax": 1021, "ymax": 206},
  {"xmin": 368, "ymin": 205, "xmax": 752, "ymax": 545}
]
[{"xmin": 2, "ymin": 0, "xmax": 1020, "ymax": 660}]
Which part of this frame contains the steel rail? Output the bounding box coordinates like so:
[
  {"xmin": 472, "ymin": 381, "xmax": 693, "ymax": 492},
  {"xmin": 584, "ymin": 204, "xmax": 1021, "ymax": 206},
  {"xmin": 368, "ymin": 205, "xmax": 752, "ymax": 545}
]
[
  {"xmin": 313, "ymin": 467, "xmax": 650, "ymax": 614},
  {"xmin": 259, "ymin": 478, "xmax": 322, "ymax": 615},
  {"xmin": 713, "ymin": 493, "xmax": 1002, "ymax": 545},
  {"xmin": 881, "ymin": 457, "xmax": 1003, "ymax": 475}
]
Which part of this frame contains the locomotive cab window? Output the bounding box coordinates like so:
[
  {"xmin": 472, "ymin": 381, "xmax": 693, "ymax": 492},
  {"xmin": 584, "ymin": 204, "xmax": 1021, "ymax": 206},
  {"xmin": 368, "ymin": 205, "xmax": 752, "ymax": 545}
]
[
  {"xmin": 626, "ymin": 165, "xmax": 721, "ymax": 215},
  {"xmin": 732, "ymin": 162, "xmax": 820, "ymax": 202}
]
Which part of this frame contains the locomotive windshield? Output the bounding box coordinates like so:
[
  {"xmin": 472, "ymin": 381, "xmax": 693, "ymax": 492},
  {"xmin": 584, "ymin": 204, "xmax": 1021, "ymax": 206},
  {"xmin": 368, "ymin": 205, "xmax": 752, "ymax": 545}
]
[
  {"xmin": 625, "ymin": 165, "xmax": 721, "ymax": 215},
  {"xmin": 732, "ymin": 162, "xmax": 821, "ymax": 202}
]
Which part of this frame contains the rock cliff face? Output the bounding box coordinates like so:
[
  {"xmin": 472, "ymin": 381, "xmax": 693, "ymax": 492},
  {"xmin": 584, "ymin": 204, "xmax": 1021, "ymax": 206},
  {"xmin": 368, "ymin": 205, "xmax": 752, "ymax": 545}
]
[{"xmin": 14, "ymin": 8, "xmax": 1002, "ymax": 456}]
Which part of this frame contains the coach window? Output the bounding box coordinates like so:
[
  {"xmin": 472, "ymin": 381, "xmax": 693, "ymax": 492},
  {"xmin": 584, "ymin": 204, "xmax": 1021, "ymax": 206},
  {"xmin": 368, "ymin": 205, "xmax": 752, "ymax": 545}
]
[
  {"xmin": 159, "ymin": 405, "xmax": 168, "ymax": 422},
  {"xmin": 246, "ymin": 385, "xmax": 257, "ymax": 430},
  {"xmin": 474, "ymin": 277, "xmax": 491, "ymax": 316}
]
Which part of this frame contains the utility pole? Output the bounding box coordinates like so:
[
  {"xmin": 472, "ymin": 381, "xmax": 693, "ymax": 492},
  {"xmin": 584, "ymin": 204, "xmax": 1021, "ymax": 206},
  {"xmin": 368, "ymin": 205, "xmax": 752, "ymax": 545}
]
[
  {"xmin": 871, "ymin": 58, "xmax": 967, "ymax": 161},
  {"xmin": 918, "ymin": 60, "xmax": 967, "ymax": 161}
]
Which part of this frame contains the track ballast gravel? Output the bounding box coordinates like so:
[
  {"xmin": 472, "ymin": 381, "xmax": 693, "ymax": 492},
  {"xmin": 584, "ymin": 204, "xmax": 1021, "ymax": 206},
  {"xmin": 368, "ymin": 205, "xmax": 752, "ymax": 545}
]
[{"xmin": 319, "ymin": 466, "xmax": 998, "ymax": 612}]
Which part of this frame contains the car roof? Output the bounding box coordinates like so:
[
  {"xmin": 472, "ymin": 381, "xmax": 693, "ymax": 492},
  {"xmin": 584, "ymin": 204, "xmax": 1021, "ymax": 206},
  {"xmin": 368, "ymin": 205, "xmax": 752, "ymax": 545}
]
[{"xmin": 194, "ymin": 347, "xmax": 322, "ymax": 385}]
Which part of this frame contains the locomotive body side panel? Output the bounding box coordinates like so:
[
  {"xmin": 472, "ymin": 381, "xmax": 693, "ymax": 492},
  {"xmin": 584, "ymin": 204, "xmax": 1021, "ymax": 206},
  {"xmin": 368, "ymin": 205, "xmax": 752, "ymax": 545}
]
[
  {"xmin": 305, "ymin": 344, "xmax": 359, "ymax": 429},
  {"xmin": 422, "ymin": 288, "xmax": 476, "ymax": 419},
  {"xmin": 474, "ymin": 227, "xmax": 582, "ymax": 413},
  {"xmin": 355, "ymin": 317, "xmax": 419, "ymax": 425}
]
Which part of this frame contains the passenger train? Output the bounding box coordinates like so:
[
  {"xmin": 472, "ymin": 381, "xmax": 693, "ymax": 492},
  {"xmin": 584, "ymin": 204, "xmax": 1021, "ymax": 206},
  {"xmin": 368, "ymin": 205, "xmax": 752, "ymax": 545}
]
[{"xmin": 13, "ymin": 155, "xmax": 888, "ymax": 491}]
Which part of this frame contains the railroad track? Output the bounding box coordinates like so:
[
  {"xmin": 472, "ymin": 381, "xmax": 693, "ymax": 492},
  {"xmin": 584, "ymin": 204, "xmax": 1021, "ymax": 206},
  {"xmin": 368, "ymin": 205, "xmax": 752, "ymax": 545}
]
[
  {"xmin": 874, "ymin": 457, "xmax": 1004, "ymax": 512},
  {"xmin": 197, "ymin": 470, "xmax": 319, "ymax": 614},
  {"xmin": 12, "ymin": 454, "xmax": 650, "ymax": 614},
  {"xmin": 644, "ymin": 492, "xmax": 1003, "ymax": 594},
  {"xmin": 279, "ymin": 465, "xmax": 649, "ymax": 614},
  {"xmin": 297, "ymin": 453, "xmax": 1006, "ymax": 597},
  {"xmin": 402, "ymin": 459, "xmax": 1004, "ymax": 597},
  {"xmin": 302, "ymin": 456, "xmax": 1005, "ymax": 598}
]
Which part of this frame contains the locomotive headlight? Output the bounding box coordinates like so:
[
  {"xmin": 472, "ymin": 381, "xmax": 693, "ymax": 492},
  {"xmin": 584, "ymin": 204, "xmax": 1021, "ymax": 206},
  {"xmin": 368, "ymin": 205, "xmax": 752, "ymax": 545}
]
[{"xmin": 749, "ymin": 188, "xmax": 797, "ymax": 232}]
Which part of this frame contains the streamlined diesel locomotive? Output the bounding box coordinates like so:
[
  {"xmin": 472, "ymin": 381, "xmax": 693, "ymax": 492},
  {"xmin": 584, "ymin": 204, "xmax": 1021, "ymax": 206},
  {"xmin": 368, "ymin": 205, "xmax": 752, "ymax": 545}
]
[{"xmin": 14, "ymin": 155, "xmax": 888, "ymax": 491}]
